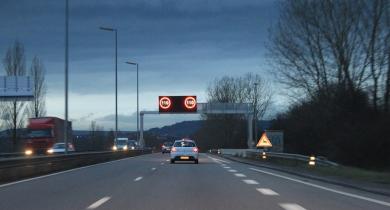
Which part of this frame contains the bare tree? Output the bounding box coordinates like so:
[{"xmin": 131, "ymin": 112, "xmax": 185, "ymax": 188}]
[
  {"xmin": 207, "ymin": 73, "xmax": 272, "ymax": 119},
  {"xmin": 2, "ymin": 41, "xmax": 27, "ymax": 147},
  {"xmin": 360, "ymin": 0, "xmax": 388, "ymax": 112},
  {"xmin": 268, "ymin": 0, "xmax": 367, "ymax": 98},
  {"xmin": 90, "ymin": 120, "xmax": 105, "ymax": 150},
  {"xmin": 89, "ymin": 120, "xmax": 103, "ymax": 138},
  {"xmin": 242, "ymin": 73, "xmax": 272, "ymax": 119},
  {"xmin": 383, "ymin": 1, "xmax": 390, "ymax": 112},
  {"xmin": 27, "ymin": 56, "xmax": 46, "ymax": 118}
]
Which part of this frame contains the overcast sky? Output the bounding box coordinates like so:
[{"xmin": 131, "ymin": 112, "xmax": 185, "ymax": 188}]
[{"xmin": 0, "ymin": 0, "xmax": 281, "ymax": 130}]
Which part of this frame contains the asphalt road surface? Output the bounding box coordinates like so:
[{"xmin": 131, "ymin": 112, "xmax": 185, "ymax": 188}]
[{"xmin": 0, "ymin": 153, "xmax": 389, "ymax": 210}]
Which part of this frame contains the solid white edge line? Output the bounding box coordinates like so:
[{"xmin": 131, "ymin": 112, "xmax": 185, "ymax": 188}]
[
  {"xmin": 87, "ymin": 196, "xmax": 111, "ymax": 209},
  {"xmin": 134, "ymin": 176, "xmax": 143, "ymax": 182},
  {"xmin": 0, "ymin": 156, "xmax": 135, "ymax": 189},
  {"xmin": 256, "ymin": 188, "xmax": 279, "ymax": 196},
  {"xmin": 249, "ymin": 167, "xmax": 390, "ymax": 207},
  {"xmin": 279, "ymin": 203, "xmax": 306, "ymax": 210}
]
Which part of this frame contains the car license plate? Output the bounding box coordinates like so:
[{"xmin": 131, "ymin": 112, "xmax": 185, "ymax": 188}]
[{"xmin": 180, "ymin": 156, "xmax": 189, "ymax": 160}]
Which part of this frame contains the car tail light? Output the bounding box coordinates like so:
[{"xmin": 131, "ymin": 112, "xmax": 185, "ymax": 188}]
[
  {"xmin": 193, "ymin": 147, "xmax": 198, "ymax": 152},
  {"xmin": 171, "ymin": 147, "xmax": 177, "ymax": 152}
]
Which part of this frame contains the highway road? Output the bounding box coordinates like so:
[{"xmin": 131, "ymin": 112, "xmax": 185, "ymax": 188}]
[{"xmin": 0, "ymin": 153, "xmax": 389, "ymax": 210}]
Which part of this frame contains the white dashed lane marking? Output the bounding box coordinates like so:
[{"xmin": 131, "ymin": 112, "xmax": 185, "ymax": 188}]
[
  {"xmin": 151, "ymin": 168, "xmax": 156, "ymax": 171},
  {"xmin": 279, "ymin": 203, "xmax": 307, "ymax": 210},
  {"xmin": 223, "ymin": 166, "xmax": 230, "ymax": 169},
  {"xmin": 234, "ymin": 173, "xmax": 246, "ymax": 177},
  {"xmin": 228, "ymin": 169, "xmax": 238, "ymax": 173},
  {"xmin": 242, "ymin": 179, "xmax": 259, "ymax": 185},
  {"xmin": 87, "ymin": 196, "xmax": 111, "ymax": 209},
  {"xmin": 134, "ymin": 177, "xmax": 143, "ymax": 182},
  {"xmin": 256, "ymin": 188, "xmax": 279, "ymax": 196}
]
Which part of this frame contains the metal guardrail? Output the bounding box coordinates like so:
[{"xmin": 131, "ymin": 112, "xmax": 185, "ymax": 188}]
[
  {"xmin": 213, "ymin": 149, "xmax": 339, "ymax": 167},
  {"xmin": 0, "ymin": 152, "xmax": 24, "ymax": 158},
  {"xmin": 0, "ymin": 149, "xmax": 152, "ymax": 183}
]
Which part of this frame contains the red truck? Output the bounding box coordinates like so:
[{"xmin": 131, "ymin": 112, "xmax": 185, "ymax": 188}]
[{"xmin": 24, "ymin": 117, "xmax": 72, "ymax": 155}]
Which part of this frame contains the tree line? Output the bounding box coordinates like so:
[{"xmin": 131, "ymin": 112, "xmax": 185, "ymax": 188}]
[
  {"xmin": 0, "ymin": 41, "xmax": 46, "ymax": 150},
  {"xmin": 268, "ymin": 0, "xmax": 390, "ymax": 169}
]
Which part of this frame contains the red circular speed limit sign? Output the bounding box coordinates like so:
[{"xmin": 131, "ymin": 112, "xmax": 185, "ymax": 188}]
[
  {"xmin": 184, "ymin": 96, "xmax": 197, "ymax": 109},
  {"xmin": 159, "ymin": 97, "xmax": 172, "ymax": 110}
]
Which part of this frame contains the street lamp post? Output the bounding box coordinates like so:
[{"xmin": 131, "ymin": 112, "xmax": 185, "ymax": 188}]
[
  {"xmin": 254, "ymin": 82, "xmax": 259, "ymax": 142},
  {"xmin": 125, "ymin": 61, "xmax": 140, "ymax": 147},
  {"xmin": 100, "ymin": 26, "xmax": 118, "ymax": 142},
  {"xmin": 64, "ymin": 0, "xmax": 69, "ymax": 154}
]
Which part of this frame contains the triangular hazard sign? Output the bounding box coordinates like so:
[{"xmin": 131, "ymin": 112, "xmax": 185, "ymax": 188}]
[{"xmin": 256, "ymin": 133, "xmax": 272, "ymax": 147}]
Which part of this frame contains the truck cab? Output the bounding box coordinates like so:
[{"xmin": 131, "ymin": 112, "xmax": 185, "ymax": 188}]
[{"xmin": 25, "ymin": 124, "xmax": 55, "ymax": 155}]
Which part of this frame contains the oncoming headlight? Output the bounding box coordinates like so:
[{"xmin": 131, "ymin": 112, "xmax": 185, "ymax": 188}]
[{"xmin": 25, "ymin": 150, "xmax": 33, "ymax": 156}]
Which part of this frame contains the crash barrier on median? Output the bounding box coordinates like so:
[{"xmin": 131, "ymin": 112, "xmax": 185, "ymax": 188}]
[
  {"xmin": 211, "ymin": 149, "xmax": 338, "ymax": 167},
  {"xmin": 0, "ymin": 152, "xmax": 24, "ymax": 159},
  {"xmin": 0, "ymin": 149, "xmax": 152, "ymax": 184}
]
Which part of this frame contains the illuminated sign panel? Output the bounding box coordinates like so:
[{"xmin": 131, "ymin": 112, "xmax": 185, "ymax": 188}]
[{"xmin": 159, "ymin": 96, "xmax": 197, "ymax": 113}]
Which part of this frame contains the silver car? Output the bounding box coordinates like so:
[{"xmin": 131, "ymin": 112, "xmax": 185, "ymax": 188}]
[
  {"xmin": 170, "ymin": 139, "xmax": 199, "ymax": 164},
  {"xmin": 47, "ymin": 143, "xmax": 75, "ymax": 154}
]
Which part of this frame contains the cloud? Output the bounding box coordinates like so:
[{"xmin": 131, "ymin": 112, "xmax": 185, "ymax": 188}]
[{"xmin": 1, "ymin": 0, "xmax": 280, "ymax": 129}]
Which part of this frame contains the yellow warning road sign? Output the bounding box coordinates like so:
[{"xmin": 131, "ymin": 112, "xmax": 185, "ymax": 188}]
[{"xmin": 256, "ymin": 133, "xmax": 272, "ymax": 147}]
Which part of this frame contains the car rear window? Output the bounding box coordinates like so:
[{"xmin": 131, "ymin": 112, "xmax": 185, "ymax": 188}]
[
  {"xmin": 173, "ymin": 141, "xmax": 195, "ymax": 147},
  {"xmin": 53, "ymin": 144, "xmax": 65, "ymax": 149}
]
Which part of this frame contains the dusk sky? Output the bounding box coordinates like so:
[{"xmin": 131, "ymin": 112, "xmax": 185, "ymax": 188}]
[{"xmin": 0, "ymin": 0, "xmax": 282, "ymax": 130}]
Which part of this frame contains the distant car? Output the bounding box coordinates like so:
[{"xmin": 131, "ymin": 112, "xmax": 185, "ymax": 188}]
[
  {"xmin": 162, "ymin": 141, "xmax": 173, "ymax": 153},
  {"xmin": 47, "ymin": 143, "xmax": 75, "ymax": 154},
  {"xmin": 112, "ymin": 137, "xmax": 129, "ymax": 151},
  {"xmin": 127, "ymin": 140, "xmax": 139, "ymax": 150},
  {"xmin": 170, "ymin": 139, "xmax": 199, "ymax": 164}
]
